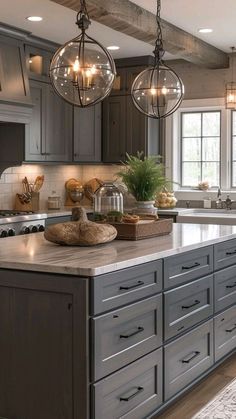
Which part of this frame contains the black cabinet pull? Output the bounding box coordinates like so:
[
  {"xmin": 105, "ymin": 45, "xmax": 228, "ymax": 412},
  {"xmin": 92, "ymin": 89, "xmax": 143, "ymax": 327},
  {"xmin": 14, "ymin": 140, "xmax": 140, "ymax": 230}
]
[
  {"xmin": 182, "ymin": 262, "xmax": 200, "ymax": 270},
  {"xmin": 181, "ymin": 351, "xmax": 200, "ymax": 364},
  {"xmin": 120, "ymin": 326, "xmax": 144, "ymax": 339},
  {"xmin": 226, "ymin": 282, "xmax": 236, "ymax": 289},
  {"xmin": 182, "ymin": 299, "xmax": 200, "ymax": 309},
  {"xmin": 226, "ymin": 250, "xmax": 236, "ymax": 255},
  {"xmin": 119, "ymin": 280, "xmax": 144, "ymax": 291},
  {"xmin": 120, "ymin": 386, "xmax": 144, "ymax": 402},
  {"xmin": 225, "ymin": 324, "xmax": 236, "ymax": 333}
]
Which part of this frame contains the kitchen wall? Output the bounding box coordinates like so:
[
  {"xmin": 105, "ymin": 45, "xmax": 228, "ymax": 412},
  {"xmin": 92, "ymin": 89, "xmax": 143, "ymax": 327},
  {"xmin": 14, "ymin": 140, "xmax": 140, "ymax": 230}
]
[{"xmin": 0, "ymin": 164, "xmax": 120, "ymax": 210}]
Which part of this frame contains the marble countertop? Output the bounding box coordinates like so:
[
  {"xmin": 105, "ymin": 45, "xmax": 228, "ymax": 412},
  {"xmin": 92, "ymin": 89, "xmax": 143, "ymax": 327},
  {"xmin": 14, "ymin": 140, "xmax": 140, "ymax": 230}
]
[{"xmin": 0, "ymin": 223, "xmax": 236, "ymax": 277}]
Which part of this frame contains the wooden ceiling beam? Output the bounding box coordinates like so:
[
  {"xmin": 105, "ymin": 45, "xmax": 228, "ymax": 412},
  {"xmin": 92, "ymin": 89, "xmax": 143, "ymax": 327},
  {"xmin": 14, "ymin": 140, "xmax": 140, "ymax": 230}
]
[{"xmin": 51, "ymin": 0, "xmax": 229, "ymax": 69}]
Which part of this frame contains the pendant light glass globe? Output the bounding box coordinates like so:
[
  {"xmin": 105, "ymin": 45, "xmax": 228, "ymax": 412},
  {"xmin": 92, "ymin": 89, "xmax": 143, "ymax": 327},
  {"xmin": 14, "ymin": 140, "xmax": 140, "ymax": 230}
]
[
  {"xmin": 225, "ymin": 48, "xmax": 236, "ymax": 109},
  {"xmin": 50, "ymin": 2, "xmax": 116, "ymax": 107},
  {"xmin": 131, "ymin": 0, "xmax": 184, "ymax": 119},
  {"xmin": 132, "ymin": 64, "xmax": 184, "ymax": 119}
]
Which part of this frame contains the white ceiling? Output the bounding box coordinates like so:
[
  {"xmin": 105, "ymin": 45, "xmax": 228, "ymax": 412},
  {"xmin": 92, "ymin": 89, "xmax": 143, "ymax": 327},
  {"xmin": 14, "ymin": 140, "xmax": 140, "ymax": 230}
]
[{"xmin": 0, "ymin": 0, "xmax": 235, "ymax": 61}]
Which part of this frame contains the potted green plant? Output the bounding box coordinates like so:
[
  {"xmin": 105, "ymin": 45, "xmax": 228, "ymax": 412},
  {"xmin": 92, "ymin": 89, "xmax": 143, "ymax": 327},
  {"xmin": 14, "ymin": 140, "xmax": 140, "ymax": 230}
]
[{"xmin": 117, "ymin": 153, "xmax": 172, "ymax": 213}]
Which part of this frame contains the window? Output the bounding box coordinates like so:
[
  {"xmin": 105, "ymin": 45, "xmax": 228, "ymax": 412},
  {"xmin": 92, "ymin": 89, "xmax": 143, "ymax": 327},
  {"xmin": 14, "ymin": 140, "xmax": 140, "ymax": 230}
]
[{"xmin": 181, "ymin": 111, "xmax": 221, "ymax": 187}]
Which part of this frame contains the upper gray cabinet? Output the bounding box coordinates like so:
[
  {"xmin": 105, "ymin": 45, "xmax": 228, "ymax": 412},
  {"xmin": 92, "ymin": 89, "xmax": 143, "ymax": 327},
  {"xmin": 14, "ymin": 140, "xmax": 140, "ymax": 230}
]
[
  {"xmin": 25, "ymin": 45, "xmax": 53, "ymax": 82},
  {"xmin": 0, "ymin": 34, "xmax": 30, "ymax": 105},
  {"xmin": 73, "ymin": 104, "xmax": 101, "ymax": 162},
  {"xmin": 25, "ymin": 80, "xmax": 72, "ymax": 162}
]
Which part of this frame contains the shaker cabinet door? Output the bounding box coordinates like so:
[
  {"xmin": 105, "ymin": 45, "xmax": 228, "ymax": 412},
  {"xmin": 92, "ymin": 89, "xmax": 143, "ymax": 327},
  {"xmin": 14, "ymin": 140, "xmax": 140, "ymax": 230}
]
[
  {"xmin": 45, "ymin": 85, "xmax": 72, "ymax": 162},
  {"xmin": 103, "ymin": 96, "xmax": 127, "ymax": 162},
  {"xmin": 73, "ymin": 104, "xmax": 101, "ymax": 162},
  {"xmin": 25, "ymin": 80, "xmax": 46, "ymax": 161}
]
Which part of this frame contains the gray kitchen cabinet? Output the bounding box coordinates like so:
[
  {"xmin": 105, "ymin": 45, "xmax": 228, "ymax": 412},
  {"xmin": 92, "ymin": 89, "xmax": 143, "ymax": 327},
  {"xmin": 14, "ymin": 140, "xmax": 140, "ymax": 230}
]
[
  {"xmin": 214, "ymin": 265, "xmax": 236, "ymax": 313},
  {"xmin": 0, "ymin": 34, "xmax": 30, "ymax": 105},
  {"xmin": 73, "ymin": 104, "xmax": 101, "ymax": 162},
  {"xmin": 214, "ymin": 306, "xmax": 236, "ymax": 361},
  {"xmin": 164, "ymin": 320, "xmax": 214, "ymax": 401},
  {"xmin": 103, "ymin": 95, "xmax": 159, "ymax": 162},
  {"xmin": 92, "ymin": 348, "xmax": 163, "ymax": 419},
  {"xmin": 102, "ymin": 57, "xmax": 160, "ymax": 163},
  {"xmin": 25, "ymin": 80, "xmax": 72, "ymax": 162},
  {"xmin": 25, "ymin": 44, "xmax": 53, "ymax": 82}
]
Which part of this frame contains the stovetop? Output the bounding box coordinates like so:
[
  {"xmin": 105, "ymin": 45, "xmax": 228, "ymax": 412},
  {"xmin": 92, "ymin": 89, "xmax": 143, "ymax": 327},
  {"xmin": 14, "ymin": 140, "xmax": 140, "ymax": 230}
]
[{"xmin": 0, "ymin": 210, "xmax": 35, "ymax": 217}]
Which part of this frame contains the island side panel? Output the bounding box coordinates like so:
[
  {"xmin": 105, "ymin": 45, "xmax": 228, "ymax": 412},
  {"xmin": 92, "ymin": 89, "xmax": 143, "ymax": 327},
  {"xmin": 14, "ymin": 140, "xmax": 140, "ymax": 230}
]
[{"xmin": 0, "ymin": 269, "xmax": 89, "ymax": 419}]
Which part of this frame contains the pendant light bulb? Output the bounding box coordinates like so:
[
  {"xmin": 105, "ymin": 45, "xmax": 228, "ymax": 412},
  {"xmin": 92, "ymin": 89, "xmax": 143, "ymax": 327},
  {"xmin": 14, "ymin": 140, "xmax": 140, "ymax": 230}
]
[
  {"xmin": 225, "ymin": 47, "xmax": 236, "ymax": 110},
  {"xmin": 131, "ymin": 0, "xmax": 184, "ymax": 119},
  {"xmin": 50, "ymin": 0, "xmax": 116, "ymax": 107}
]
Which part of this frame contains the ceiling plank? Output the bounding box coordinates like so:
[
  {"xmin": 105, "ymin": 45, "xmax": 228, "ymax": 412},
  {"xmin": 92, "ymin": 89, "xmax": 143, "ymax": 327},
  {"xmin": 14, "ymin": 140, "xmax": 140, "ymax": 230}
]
[{"xmin": 51, "ymin": 0, "xmax": 229, "ymax": 69}]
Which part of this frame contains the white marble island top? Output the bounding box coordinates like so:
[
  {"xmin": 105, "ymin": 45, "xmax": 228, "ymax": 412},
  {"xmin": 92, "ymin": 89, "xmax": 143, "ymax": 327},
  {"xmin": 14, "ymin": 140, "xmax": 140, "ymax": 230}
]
[{"xmin": 1, "ymin": 223, "xmax": 236, "ymax": 277}]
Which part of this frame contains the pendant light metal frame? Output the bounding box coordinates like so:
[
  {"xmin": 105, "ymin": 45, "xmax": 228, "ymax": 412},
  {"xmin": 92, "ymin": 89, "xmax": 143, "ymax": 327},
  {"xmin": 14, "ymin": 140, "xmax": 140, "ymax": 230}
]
[
  {"xmin": 49, "ymin": 0, "xmax": 116, "ymax": 108},
  {"xmin": 225, "ymin": 47, "xmax": 236, "ymax": 110},
  {"xmin": 131, "ymin": 0, "xmax": 184, "ymax": 119}
]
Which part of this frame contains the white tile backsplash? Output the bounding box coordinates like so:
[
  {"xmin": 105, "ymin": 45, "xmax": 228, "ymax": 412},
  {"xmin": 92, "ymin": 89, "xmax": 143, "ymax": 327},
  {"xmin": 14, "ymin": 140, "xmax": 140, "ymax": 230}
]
[{"xmin": 0, "ymin": 164, "xmax": 120, "ymax": 210}]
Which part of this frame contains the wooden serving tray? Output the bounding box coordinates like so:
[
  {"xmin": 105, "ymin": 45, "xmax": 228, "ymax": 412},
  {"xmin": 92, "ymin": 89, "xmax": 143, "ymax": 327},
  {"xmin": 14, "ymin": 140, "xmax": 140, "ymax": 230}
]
[{"xmin": 111, "ymin": 218, "xmax": 173, "ymax": 240}]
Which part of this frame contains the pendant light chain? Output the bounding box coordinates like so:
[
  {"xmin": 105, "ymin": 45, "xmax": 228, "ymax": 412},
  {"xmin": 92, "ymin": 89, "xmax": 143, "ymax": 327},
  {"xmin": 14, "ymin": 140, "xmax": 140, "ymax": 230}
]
[
  {"xmin": 77, "ymin": 0, "xmax": 90, "ymax": 31},
  {"xmin": 154, "ymin": 0, "xmax": 164, "ymax": 63}
]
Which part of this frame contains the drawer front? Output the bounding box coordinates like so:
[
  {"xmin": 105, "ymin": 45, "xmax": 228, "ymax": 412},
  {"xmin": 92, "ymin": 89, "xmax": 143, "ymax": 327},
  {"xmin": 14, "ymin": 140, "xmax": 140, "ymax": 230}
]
[
  {"xmin": 91, "ymin": 260, "xmax": 162, "ymax": 315},
  {"xmin": 92, "ymin": 294, "xmax": 162, "ymax": 381},
  {"xmin": 214, "ymin": 239, "xmax": 236, "ymax": 271},
  {"xmin": 92, "ymin": 348, "xmax": 163, "ymax": 419},
  {"xmin": 164, "ymin": 275, "xmax": 213, "ymax": 340},
  {"xmin": 214, "ymin": 305, "xmax": 236, "ymax": 362},
  {"xmin": 164, "ymin": 320, "xmax": 214, "ymax": 401},
  {"xmin": 164, "ymin": 246, "xmax": 213, "ymax": 289},
  {"xmin": 215, "ymin": 266, "xmax": 236, "ymax": 313}
]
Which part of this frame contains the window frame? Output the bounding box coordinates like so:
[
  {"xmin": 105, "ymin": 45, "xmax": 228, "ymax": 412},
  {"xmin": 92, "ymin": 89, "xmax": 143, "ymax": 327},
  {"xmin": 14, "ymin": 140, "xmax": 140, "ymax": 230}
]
[
  {"xmin": 165, "ymin": 98, "xmax": 231, "ymax": 195},
  {"xmin": 180, "ymin": 110, "xmax": 221, "ymax": 188}
]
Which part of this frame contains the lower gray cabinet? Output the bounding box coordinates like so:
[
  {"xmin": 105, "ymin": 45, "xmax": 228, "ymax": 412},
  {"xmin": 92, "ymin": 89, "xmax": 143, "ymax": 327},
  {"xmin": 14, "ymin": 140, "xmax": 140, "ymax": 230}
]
[
  {"xmin": 214, "ymin": 266, "xmax": 236, "ymax": 313},
  {"xmin": 91, "ymin": 294, "xmax": 162, "ymax": 381},
  {"xmin": 214, "ymin": 239, "xmax": 236, "ymax": 271},
  {"xmin": 164, "ymin": 320, "xmax": 214, "ymax": 401},
  {"xmin": 214, "ymin": 306, "xmax": 236, "ymax": 362},
  {"xmin": 164, "ymin": 275, "xmax": 213, "ymax": 340},
  {"xmin": 92, "ymin": 348, "xmax": 163, "ymax": 419}
]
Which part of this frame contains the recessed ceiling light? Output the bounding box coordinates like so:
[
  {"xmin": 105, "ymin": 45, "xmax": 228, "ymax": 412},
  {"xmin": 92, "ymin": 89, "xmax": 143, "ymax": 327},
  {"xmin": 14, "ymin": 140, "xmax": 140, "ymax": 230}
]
[
  {"xmin": 198, "ymin": 28, "xmax": 213, "ymax": 33},
  {"xmin": 26, "ymin": 16, "xmax": 43, "ymax": 22},
  {"xmin": 107, "ymin": 45, "xmax": 120, "ymax": 51}
]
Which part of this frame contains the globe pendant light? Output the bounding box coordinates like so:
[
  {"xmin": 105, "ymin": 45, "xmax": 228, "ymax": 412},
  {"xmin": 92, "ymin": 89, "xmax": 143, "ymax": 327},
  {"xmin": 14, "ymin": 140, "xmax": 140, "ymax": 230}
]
[
  {"xmin": 225, "ymin": 47, "xmax": 236, "ymax": 109},
  {"xmin": 50, "ymin": 0, "xmax": 116, "ymax": 107},
  {"xmin": 131, "ymin": 0, "xmax": 184, "ymax": 119}
]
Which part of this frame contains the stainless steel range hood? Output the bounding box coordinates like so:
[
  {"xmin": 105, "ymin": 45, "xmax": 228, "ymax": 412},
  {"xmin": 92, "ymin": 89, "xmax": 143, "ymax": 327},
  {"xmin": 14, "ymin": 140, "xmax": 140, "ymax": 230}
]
[{"xmin": 0, "ymin": 102, "xmax": 32, "ymax": 176}]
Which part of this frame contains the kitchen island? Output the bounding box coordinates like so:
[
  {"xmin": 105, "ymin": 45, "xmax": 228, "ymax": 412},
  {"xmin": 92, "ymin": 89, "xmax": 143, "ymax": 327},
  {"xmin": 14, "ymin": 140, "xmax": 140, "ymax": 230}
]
[{"xmin": 0, "ymin": 223, "xmax": 236, "ymax": 419}]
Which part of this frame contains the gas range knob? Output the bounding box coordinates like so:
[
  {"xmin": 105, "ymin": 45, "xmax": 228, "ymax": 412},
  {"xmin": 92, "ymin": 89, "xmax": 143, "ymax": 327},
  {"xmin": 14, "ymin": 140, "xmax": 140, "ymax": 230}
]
[
  {"xmin": 0, "ymin": 229, "xmax": 8, "ymax": 238},
  {"xmin": 38, "ymin": 224, "xmax": 45, "ymax": 232},
  {"xmin": 8, "ymin": 228, "xmax": 15, "ymax": 237},
  {"xmin": 21, "ymin": 226, "xmax": 30, "ymax": 235},
  {"xmin": 31, "ymin": 225, "xmax": 38, "ymax": 233}
]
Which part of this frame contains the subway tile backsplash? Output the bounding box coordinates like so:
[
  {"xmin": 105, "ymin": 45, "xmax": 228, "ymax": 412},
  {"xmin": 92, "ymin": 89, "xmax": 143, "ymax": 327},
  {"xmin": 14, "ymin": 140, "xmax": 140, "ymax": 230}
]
[{"xmin": 0, "ymin": 164, "xmax": 120, "ymax": 210}]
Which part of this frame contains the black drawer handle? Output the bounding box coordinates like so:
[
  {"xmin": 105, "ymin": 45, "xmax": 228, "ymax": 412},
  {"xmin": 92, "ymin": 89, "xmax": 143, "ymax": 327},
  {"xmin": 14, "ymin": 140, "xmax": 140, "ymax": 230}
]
[
  {"xmin": 182, "ymin": 262, "xmax": 200, "ymax": 270},
  {"xmin": 226, "ymin": 250, "xmax": 236, "ymax": 255},
  {"xmin": 119, "ymin": 280, "xmax": 144, "ymax": 291},
  {"xmin": 226, "ymin": 282, "xmax": 236, "ymax": 289},
  {"xmin": 120, "ymin": 326, "xmax": 144, "ymax": 339},
  {"xmin": 181, "ymin": 351, "xmax": 200, "ymax": 364},
  {"xmin": 226, "ymin": 324, "xmax": 236, "ymax": 333},
  {"xmin": 182, "ymin": 299, "xmax": 200, "ymax": 309},
  {"xmin": 120, "ymin": 386, "xmax": 144, "ymax": 402}
]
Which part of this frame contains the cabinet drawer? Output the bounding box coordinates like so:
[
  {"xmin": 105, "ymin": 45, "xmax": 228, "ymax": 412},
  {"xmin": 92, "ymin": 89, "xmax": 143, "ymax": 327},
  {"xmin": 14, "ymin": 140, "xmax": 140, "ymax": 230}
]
[
  {"xmin": 214, "ymin": 306, "xmax": 236, "ymax": 362},
  {"xmin": 164, "ymin": 320, "xmax": 213, "ymax": 400},
  {"xmin": 215, "ymin": 266, "xmax": 236, "ymax": 313},
  {"xmin": 91, "ymin": 294, "xmax": 162, "ymax": 381},
  {"xmin": 164, "ymin": 247, "xmax": 213, "ymax": 289},
  {"xmin": 214, "ymin": 239, "xmax": 236, "ymax": 271},
  {"xmin": 164, "ymin": 275, "xmax": 213, "ymax": 340},
  {"xmin": 92, "ymin": 348, "xmax": 163, "ymax": 419},
  {"xmin": 91, "ymin": 260, "xmax": 162, "ymax": 315}
]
